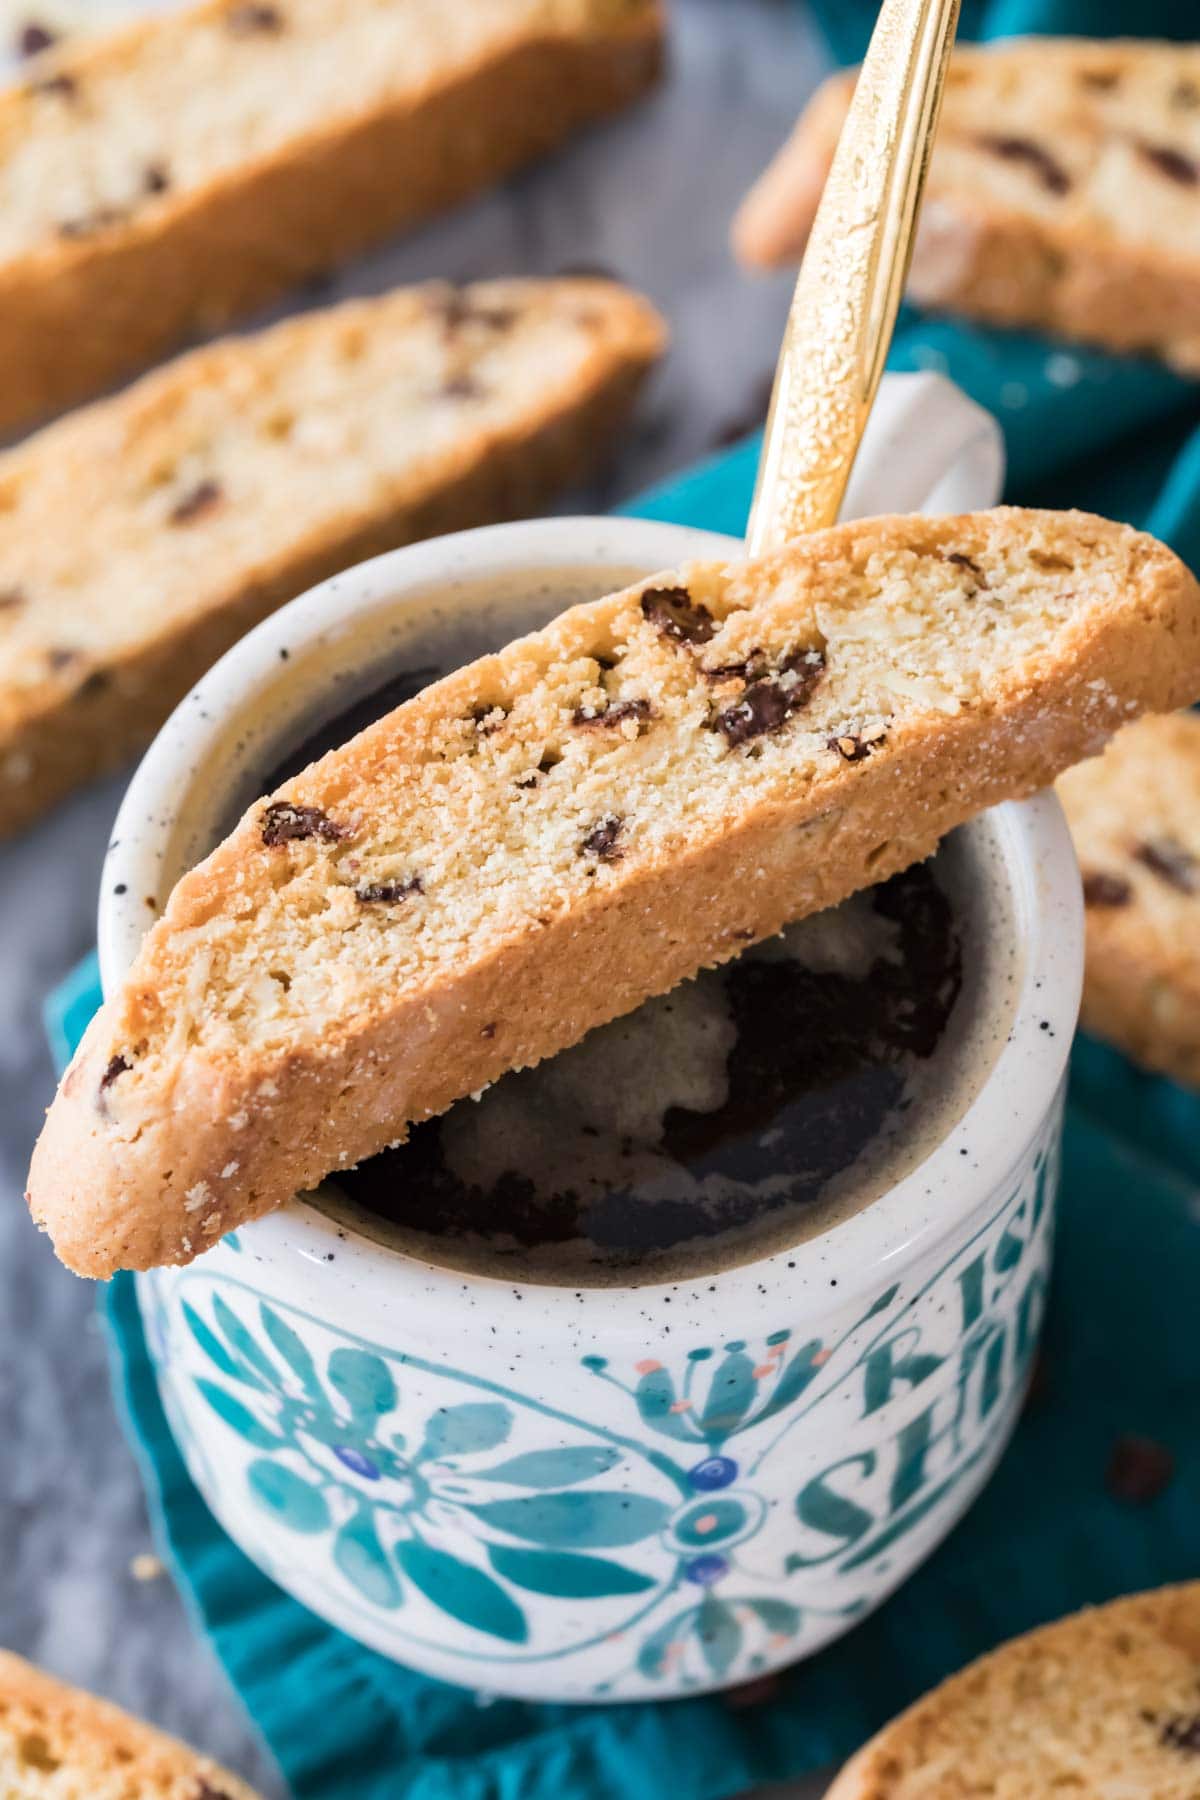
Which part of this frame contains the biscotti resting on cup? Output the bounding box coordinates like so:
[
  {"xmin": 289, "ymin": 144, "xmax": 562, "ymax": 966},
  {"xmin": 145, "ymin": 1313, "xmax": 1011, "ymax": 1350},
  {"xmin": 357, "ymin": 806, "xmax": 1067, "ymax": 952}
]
[
  {"xmin": 734, "ymin": 38, "xmax": 1200, "ymax": 373},
  {"xmin": 1059, "ymin": 710, "xmax": 1200, "ymax": 1088},
  {"xmin": 0, "ymin": 276, "xmax": 665, "ymax": 837},
  {"xmin": 28, "ymin": 508, "xmax": 1200, "ymax": 1277},
  {"xmin": 0, "ymin": 0, "xmax": 663, "ymax": 433},
  {"xmin": 825, "ymin": 1583, "xmax": 1200, "ymax": 1800},
  {"xmin": 0, "ymin": 1648, "xmax": 262, "ymax": 1800}
]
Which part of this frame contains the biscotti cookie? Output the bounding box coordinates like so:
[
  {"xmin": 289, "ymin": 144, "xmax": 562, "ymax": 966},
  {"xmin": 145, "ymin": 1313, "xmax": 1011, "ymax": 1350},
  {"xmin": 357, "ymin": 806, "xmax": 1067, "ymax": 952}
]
[
  {"xmin": 826, "ymin": 1583, "xmax": 1200, "ymax": 1799},
  {"xmin": 733, "ymin": 39, "xmax": 1200, "ymax": 373},
  {"xmin": 0, "ymin": 1649, "xmax": 261, "ymax": 1799},
  {"xmin": 28, "ymin": 509, "xmax": 1200, "ymax": 1277},
  {"xmin": 1058, "ymin": 710, "xmax": 1200, "ymax": 1088},
  {"xmin": 0, "ymin": 0, "xmax": 663, "ymax": 433},
  {"xmin": 0, "ymin": 275, "xmax": 665, "ymax": 837}
]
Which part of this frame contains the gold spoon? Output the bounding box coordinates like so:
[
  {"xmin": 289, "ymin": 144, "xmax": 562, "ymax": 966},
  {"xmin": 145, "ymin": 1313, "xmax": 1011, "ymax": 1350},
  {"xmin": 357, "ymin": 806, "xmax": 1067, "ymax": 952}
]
[{"xmin": 746, "ymin": 0, "xmax": 962, "ymax": 556}]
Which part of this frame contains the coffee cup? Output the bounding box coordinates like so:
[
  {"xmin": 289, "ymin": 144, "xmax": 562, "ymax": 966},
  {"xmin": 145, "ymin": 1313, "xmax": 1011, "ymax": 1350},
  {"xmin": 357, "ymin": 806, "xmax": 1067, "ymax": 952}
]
[{"xmin": 98, "ymin": 374, "xmax": 1082, "ymax": 1700}]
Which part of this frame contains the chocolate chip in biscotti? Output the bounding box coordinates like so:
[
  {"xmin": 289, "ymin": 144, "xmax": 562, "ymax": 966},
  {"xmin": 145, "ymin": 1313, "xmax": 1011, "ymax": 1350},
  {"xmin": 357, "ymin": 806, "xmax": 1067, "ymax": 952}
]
[
  {"xmin": 17, "ymin": 20, "xmax": 57, "ymax": 56},
  {"xmin": 1138, "ymin": 142, "xmax": 1199, "ymax": 187},
  {"xmin": 1133, "ymin": 836, "xmax": 1198, "ymax": 894},
  {"xmin": 1082, "ymin": 869, "xmax": 1133, "ymax": 907},
  {"xmin": 640, "ymin": 584, "xmax": 715, "ymax": 645},
  {"xmin": 97, "ymin": 1051, "xmax": 130, "ymax": 1114},
  {"xmin": 471, "ymin": 704, "xmax": 507, "ymax": 736},
  {"xmin": 169, "ymin": 479, "xmax": 224, "ymax": 526},
  {"xmin": 30, "ymin": 68, "xmax": 76, "ymax": 98},
  {"xmin": 58, "ymin": 205, "xmax": 125, "ymax": 238},
  {"xmin": 226, "ymin": 2, "xmax": 285, "ymax": 34},
  {"xmin": 714, "ymin": 648, "xmax": 825, "ymax": 747},
  {"xmin": 143, "ymin": 161, "xmax": 171, "ymax": 195},
  {"xmin": 977, "ymin": 134, "xmax": 1071, "ymax": 195},
  {"xmin": 0, "ymin": 587, "xmax": 24, "ymax": 612},
  {"xmin": 1161, "ymin": 1716, "xmax": 1200, "ymax": 1755},
  {"xmin": 100, "ymin": 1053, "xmax": 130, "ymax": 1091},
  {"xmin": 1078, "ymin": 67, "xmax": 1120, "ymax": 91},
  {"xmin": 571, "ymin": 697, "xmax": 653, "ymax": 731},
  {"xmin": 580, "ymin": 814, "xmax": 624, "ymax": 861},
  {"xmin": 1105, "ymin": 1433, "xmax": 1175, "ymax": 1504},
  {"xmin": 701, "ymin": 656, "xmax": 759, "ymax": 685},
  {"xmin": 828, "ymin": 726, "xmax": 886, "ymax": 762},
  {"xmin": 944, "ymin": 550, "xmax": 989, "ymax": 594},
  {"xmin": 355, "ymin": 877, "xmax": 423, "ymax": 905},
  {"xmin": 434, "ymin": 289, "xmax": 518, "ymax": 335},
  {"xmin": 1172, "ymin": 79, "xmax": 1200, "ymax": 111},
  {"xmin": 437, "ymin": 369, "xmax": 483, "ymax": 400},
  {"xmin": 260, "ymin": 802, "xmax": 345, "ymax": 847}
]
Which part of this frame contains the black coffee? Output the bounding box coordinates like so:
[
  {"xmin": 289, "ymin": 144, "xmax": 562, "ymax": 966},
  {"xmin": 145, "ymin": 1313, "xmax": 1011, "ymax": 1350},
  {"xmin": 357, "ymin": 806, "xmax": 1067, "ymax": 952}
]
[{"xmin": 261, "ymin": 570, "xmax": 1017, "ymax": 1286}]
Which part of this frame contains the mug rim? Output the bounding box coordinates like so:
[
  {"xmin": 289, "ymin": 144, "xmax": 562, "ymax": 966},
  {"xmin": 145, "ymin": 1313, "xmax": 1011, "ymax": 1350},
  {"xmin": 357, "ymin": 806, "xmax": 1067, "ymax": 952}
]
[{"xmin": 100, "ymin": 513, "xmax": 1083, "ymax": 1335}]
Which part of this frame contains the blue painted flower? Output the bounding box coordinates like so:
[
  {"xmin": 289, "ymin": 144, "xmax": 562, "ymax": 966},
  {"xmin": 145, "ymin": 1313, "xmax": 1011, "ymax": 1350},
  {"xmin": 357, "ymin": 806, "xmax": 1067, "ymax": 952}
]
[
  {"xmin": 688, "ymin": 1455, "xmax": 738, "ymax": 1491},
  {"xmin": 183, "ymin": 1291, "xmax": 676, "ymax": 1649},
  {"xmin": 333, "ymin": 1445, "xmax": 380, "ymax": 1480},
  {"xmin": 683, "ymin": 1552, "xmax": 729, "ymax": 1586}
]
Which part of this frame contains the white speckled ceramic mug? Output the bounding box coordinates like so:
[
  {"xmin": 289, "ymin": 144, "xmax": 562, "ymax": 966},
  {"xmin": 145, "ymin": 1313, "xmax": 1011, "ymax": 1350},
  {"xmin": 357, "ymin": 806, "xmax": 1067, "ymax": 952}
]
[{"xmin": 99, "ymin": 375, "xmax": 1082, "ymax": 1701}]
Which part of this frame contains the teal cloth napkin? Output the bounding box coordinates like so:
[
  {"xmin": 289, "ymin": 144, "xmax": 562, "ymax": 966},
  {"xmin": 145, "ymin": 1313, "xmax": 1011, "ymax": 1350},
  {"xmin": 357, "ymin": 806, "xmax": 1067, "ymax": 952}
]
[
  {"xmin": 46, "ymin": 4, "xmax": 1200, "ymax": 1793},
  {"xmin": 817, "ymin": 0, "xmax": 1197, "ymax": 63}
]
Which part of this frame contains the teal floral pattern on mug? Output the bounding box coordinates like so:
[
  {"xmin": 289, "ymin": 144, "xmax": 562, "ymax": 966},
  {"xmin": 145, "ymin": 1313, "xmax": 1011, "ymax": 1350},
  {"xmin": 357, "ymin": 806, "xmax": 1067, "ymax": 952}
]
[{"xmin": 142, "ymin": 1128, "xmax": 1057, "ymax": 1695}]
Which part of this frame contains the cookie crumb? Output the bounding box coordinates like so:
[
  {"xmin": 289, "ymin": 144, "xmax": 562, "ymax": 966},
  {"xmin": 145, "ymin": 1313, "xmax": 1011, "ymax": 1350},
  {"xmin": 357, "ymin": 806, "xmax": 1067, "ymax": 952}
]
[{"xmin": 1082, "ymin": 870, "xmax": 1132, "ymax": 907}]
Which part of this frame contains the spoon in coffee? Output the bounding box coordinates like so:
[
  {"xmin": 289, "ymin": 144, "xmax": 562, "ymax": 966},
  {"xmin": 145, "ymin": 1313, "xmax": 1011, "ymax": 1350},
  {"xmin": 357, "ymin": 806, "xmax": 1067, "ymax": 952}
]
[{"xmin": 746, "ymin": 0, "xmax": 963, "ymax": 555}]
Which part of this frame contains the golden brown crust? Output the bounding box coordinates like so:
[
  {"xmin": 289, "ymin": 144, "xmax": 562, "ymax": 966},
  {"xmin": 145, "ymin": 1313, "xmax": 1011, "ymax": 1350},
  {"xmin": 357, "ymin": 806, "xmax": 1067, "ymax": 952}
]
[
  {"xmin": 0, "ymin": 0, "xmax": 663, "ymax": 434},
  {"xmin": 1058, "ymin": 710, "xmax": 1200, "ymax": 1088},
  {"xmin": 0, "ymin": 1649, "xmax": 262, "ymax": 1799},
  {"xmin": 26, "ymin": 509, "xmax": 1200, "ymax": 1277},
  {"xmin": 0, "ymin": 277, "xmax": 665, "ymax": 837},
  {"xmin": 825, "ymin": 1584, "xmax": 1200, "ymax": 1799},
  {"xmin": 732, "ymin": 39, "xmax": 1200, "ymax": 372}
]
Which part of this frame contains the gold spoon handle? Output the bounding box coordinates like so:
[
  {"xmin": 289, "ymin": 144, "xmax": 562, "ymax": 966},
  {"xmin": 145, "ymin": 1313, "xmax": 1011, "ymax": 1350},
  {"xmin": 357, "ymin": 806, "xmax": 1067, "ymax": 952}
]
[{"xmin": 746, "ymin": 0, "xmax": 962, "ymax": 557}]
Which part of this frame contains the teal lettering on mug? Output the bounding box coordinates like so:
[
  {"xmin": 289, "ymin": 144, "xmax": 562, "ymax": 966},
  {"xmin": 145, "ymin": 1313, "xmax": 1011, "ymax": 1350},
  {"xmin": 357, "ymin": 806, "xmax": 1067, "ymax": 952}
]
[
  {"xmin": 861, "ymin": 1330, "xmax": 944, "ymax": 1416},
  {"xmin": 957, "ymin": 1254, "xmax": 986, "ymax": 1332},
  {"xmin": 1016, "ymin": 1265, "xmax": 1047, "ymax": 1363},
  {"xmin": 787, "ymin": 1452, "xmax": 877, "ymax": 1567}
]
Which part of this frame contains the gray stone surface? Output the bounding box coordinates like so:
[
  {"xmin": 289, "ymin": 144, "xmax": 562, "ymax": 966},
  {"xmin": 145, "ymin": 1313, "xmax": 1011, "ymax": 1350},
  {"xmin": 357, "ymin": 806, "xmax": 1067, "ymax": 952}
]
[{"xmin": 0, "ymin": 3, "xmax": 832, "ymax": 1793}]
